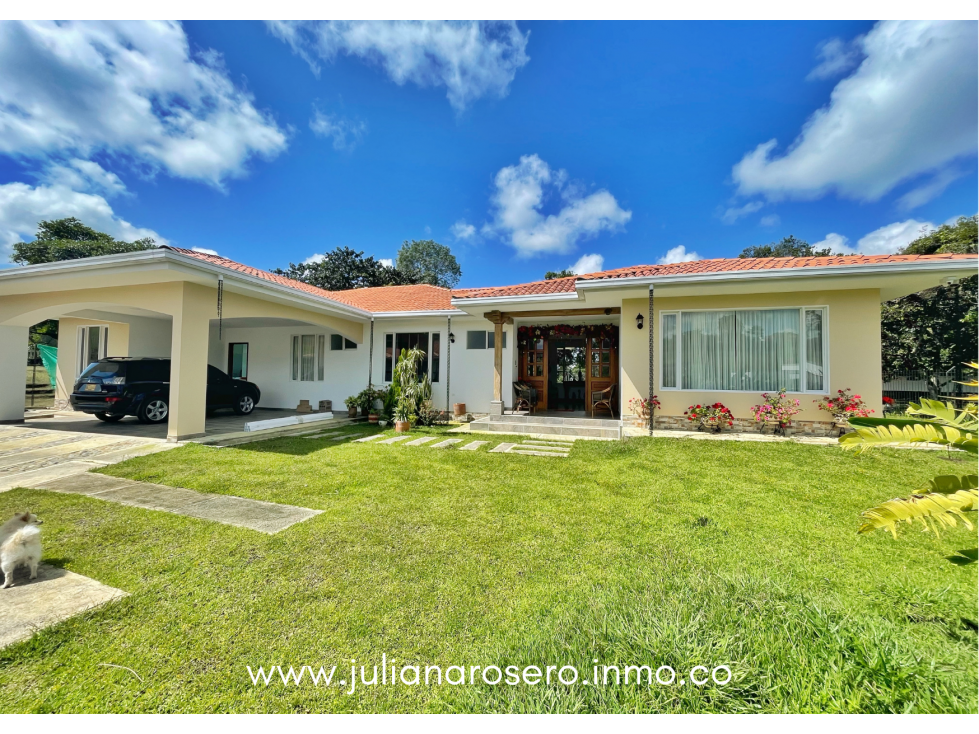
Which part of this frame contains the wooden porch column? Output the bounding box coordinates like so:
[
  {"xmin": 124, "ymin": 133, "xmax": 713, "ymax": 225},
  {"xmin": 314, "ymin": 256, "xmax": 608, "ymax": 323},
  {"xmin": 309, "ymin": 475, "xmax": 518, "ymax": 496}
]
[{"xmin": 484, "ymin": 310, "xmax": 511, "ymax": 416}]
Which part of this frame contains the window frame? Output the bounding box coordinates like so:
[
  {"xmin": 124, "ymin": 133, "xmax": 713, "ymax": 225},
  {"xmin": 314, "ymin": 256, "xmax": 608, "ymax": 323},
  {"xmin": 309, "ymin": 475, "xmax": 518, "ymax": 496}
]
[
  {"xmin": 382, "ymin": 331, "xmax": 440, "ymax": 383},
  {"xmin": 290, "ymin": 333, "xmax": 328, "ymax": 382},
  {"xmin": 77, "ymin": 325, "xmax": 109, "ymax": 376},
  {"xmin": 658, "ymin": 305, "xmax": 830, "ymax": 394}
]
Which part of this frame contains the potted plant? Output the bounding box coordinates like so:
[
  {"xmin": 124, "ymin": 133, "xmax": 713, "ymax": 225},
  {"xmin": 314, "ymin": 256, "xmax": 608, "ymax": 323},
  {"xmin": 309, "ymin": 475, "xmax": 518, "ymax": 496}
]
[
  {"xmin": 628, "ymin": 395, "xmax": 660, "ymax": 427},
  {"xmin": 814, "ymin": 388, "xmax": 874, "ymax": 435},
  {"xmin": 750, "ymin": 389, "xmax": 801, "ymax": 436},
  {"xmin": 391, "ymin": 347, "xmax": 425, "ymax": 433},
  {"xmin": 344, "ymin": 395, "xmax": 359, "ymax": 418},
  {"xmin": 684, "ymin": 402, "xmax": 733, "ymax": 433}
]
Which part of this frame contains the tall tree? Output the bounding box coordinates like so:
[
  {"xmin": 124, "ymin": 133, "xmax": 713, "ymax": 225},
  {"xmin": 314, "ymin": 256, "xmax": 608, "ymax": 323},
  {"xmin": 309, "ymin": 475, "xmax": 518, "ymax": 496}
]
[
  {"xmin": 881, "ymin": 216, "xmax": 978, "ymax": 376},
  {"xmin": 544, "ymin": 269, "xmax": 576, "ymax": 280},
  {"xmin": 11, "ymin": 217, "xmax": 157, "ymax": 265},
  {"xmin": 274, "ymin": 247, "xmax": 418, "ymax": 291},
  {"xmin": 396, "ymin": 239, "xmax": 462, "ymax": 288},
  {"xmin": 739, "ymin": 235, "xmax": 840, "ymax": 259}
]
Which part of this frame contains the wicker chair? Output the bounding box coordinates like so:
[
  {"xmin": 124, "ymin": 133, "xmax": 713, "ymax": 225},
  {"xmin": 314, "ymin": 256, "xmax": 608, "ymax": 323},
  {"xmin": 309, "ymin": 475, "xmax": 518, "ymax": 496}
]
[
  {"xmin": 591, "ymin": 383, "xmax": 616, "ymax": 417},
  {"xmin": 513, "ymin": 381, "xmax": 538, "ymax": 413}
]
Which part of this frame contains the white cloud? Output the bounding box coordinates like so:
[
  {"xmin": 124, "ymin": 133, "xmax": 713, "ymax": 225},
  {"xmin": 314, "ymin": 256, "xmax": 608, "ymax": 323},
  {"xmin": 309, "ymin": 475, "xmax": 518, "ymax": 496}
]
[
  {"xmin": 486, "ymin": 154, "xmax": 631, "ymax": 256},
  {"xmin": 658, "ymin": 245, "xmax": 699, "ymax": 265},
  {"xmin": 42, "ymin": 159, "xmax": 127, "ymax": 198},
  {"xmin": 814, "ymin": 219, "xmax": 936, "ymax": 256},
  {"xmin": 806, "ymin": 37, "xmax": 863, "ymax": 81},
  {"xmin": 855, "ymin": 219, "xmax": 935, "ymax": 255},
  {"xmin": 0, "ymin": 21, "xmax": 288, "ymax": 189},
  {"xmin": 720, "ymin": 200, "xmax": 763, "ymax": 224},
  {"xmin": 896, "ymin": 167, "xmax": 968, "ymax": 210},
  {"xmin": 379, "ymin": 258, "xmax": 394, "ymax": 268},
  {"xmin": 733, "ymin": 21, "xmax": 977, "ymax": 203},
  {"xmin": 309, "ymin": 108, "xmax": 366, "ymax": 151},
  {"xmin": 450, "ymin": 219, "xmax": 477, "ymax": 241},
  {"xmin": 812, "ymin": 233, "xmax": 850, "ymax": 254},
  {"xmin": 268, "ymin": 21, "xmax": 530, "ymax": 111},
  {"xmin": 570, "ymin": 253, "xmax": 604, "ymax": 274},
  {"xmin": 191, "ymin": 247, "xmax": 218, "ymax": 256},
  {"xmin": 303, "ymin": 253, "xmax": 325, "ymax": 264},
  {"xmin": 759, "ymin": 214, "xmax": 781, "ymax": 227},
  {"xmin": 0, "ymin": 181, "xmax": 165, "ymax": 260}
]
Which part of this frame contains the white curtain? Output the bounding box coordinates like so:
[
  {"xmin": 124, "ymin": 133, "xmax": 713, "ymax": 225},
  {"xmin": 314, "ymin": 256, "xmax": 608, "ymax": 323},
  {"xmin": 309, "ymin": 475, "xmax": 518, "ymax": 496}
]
[
  {"xmin": 805, "ymin": 310, "xmax": 824, "ymax": 392},
  {"xmin": 661, "ymin": 313, "xmax": 677, "ymax": 388},
  {"xmin": 679, "ymin": 309, "xmax": 803, "ymax": 391},
  {"xmin": 681, "ymin": 311, "xmax": 738, "ymax": 390},
  {"xmin": 737, "ymin": 309, "xmax": 800, "ymax": 392},
  {"xmin": 301, "ymin": 335, "xmax": 315, "ymax": 381}
]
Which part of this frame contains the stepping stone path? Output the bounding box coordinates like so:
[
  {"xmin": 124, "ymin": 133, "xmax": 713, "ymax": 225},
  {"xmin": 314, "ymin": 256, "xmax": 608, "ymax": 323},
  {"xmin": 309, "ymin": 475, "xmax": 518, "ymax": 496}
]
[
  {"xmin": 353, "ymin": 434, "xmax": 385, "ymax": 442},
  {"xmin": 354, "ymin": 432, "xmax": 573, "ymax": 458},
  {"xmin": 405, "ymin": 436, "xmax": 438, "ymax": 446},
  {"xmin": 1, "ymin": 564, "xmax": 127, "ymax": 649},
  {"xmin": 379, "ymin": 435, "xmax": 410, "ymax": 445},
  {"xmin": 29, "ymin": 473, "xmax": 321, "ymax": 534},
  {"xmin": 459, "ymin": 441, "xmax": 488, "ymax": 451}
]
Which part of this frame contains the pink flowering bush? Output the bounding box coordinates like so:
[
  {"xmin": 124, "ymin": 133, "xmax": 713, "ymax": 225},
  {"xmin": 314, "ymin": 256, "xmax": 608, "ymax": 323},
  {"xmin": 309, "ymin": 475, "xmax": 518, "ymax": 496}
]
[
  {"xmin": 815, "ymin": 388, "xmax": 874, "ymax": 423},
  {"xmin": 750, "ymin": 389, "xmax": 801, "ymax": 433}
]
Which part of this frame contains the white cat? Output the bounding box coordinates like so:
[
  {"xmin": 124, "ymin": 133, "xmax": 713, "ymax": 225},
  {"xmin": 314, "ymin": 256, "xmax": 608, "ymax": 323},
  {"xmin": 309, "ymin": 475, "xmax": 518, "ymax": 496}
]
[{"xmin": 0, "ymin": 511, "xmax": 43, "ymax": 589}]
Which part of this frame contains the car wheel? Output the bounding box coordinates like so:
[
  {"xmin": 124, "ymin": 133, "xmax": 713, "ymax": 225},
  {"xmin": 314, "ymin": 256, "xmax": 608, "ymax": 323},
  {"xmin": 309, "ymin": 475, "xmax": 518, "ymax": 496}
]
[
  {"xmin": 139, "ymin": 398, "xmax": 169, "ymax": 424},
  {"xmin": 95, "ymin": 412, "xmax": 124, "ymax": 423},
  {"xmin": 233, "ymin": 394, "xmax": 256, "ymax": 415}
]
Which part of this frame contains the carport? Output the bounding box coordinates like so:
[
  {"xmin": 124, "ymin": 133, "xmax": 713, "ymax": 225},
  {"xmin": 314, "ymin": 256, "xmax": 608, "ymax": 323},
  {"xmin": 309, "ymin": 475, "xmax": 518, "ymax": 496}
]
[{"xmin": 0, "ymin": 248, "xmax": 370, "ymax": 441}]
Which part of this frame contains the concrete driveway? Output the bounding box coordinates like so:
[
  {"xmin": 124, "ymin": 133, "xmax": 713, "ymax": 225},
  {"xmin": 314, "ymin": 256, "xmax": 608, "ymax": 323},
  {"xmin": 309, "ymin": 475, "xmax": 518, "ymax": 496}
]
[{"xmin": 22, "ymin": 408, "xmax": 305, "ymax": 440}]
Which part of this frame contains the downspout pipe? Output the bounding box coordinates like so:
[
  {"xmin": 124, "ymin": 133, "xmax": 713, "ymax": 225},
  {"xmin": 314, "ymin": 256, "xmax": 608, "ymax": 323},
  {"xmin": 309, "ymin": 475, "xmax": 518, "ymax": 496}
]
[{"xmin": 648, "ymin": 285, "xmax": 654, "ymax": 436}]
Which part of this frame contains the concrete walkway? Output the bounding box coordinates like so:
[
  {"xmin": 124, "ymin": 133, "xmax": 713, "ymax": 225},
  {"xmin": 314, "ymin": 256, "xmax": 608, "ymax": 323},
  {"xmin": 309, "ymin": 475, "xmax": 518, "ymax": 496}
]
[
  {"xmin": 0, "ymin": 563, "xmax": 127, "ymax": 649},
  {"xmin": 28, "ymin": 472, "xmax": 321, "ymax": 534},
  {"xmin": 0, "ymin": 424, "xmax": 176, "ymax": 492}
]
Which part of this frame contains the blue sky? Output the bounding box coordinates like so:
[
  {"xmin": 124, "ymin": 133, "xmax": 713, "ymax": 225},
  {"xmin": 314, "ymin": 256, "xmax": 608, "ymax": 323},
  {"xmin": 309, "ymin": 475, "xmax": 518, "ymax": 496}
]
[{"xmin": 0, "ymin": 20, "xmax": 976, "ymax": 287}]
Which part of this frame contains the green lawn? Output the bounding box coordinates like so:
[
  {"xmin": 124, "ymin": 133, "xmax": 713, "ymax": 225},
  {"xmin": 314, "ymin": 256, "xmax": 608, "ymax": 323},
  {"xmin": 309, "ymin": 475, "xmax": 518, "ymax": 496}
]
[{"xmin": 0, "ymin": 427, "xmax": 976, "ymax": 713}]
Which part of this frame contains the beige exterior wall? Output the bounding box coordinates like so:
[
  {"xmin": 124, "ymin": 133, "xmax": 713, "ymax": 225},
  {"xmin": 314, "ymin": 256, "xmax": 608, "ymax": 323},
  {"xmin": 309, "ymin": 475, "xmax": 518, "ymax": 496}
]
[{"xmin": 619, "ymin": 288, "xmax": 882, "ymax": 423}]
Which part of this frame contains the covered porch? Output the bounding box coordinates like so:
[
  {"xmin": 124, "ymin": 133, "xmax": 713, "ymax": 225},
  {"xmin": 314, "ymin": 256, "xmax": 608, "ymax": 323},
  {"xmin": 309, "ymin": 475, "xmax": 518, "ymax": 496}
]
[{"xmin": 483, "ymin": 306, "xmax": 623, "ymax": 422}]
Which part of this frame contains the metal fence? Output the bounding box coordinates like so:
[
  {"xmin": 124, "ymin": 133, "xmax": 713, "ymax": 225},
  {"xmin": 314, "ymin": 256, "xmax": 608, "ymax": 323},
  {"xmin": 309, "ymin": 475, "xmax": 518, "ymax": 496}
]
[{"xmin": 882, "ymin": 367, "xmax": 977, "ymax": 412}]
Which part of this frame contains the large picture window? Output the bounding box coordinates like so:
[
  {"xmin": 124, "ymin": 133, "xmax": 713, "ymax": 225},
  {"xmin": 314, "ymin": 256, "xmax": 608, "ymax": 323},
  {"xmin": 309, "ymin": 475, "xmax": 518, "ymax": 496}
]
[
  {"xmin": 383, "ymin": 332, "xmax": 438, "ymax": 382},
  {"xmin": 660, "ymin": 307, "xmax": 827, "ymax": 393}
]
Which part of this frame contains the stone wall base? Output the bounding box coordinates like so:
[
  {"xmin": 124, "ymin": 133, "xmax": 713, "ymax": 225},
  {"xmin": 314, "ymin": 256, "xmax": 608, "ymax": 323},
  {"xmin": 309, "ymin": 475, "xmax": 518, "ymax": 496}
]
[{"xmin": 626, "ymin": 414, "xmax": 844, "ymax": 437}]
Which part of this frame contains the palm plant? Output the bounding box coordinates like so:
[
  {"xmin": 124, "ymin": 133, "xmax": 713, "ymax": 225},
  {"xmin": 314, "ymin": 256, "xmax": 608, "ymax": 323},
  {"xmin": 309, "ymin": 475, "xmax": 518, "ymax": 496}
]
[
  {"xmin": 393, "ymin": 347, "xmax": 425, "ymax": 425},
  {"xmin": 840, "ymin": 364, "xmax": 978, "ymax": 541}
]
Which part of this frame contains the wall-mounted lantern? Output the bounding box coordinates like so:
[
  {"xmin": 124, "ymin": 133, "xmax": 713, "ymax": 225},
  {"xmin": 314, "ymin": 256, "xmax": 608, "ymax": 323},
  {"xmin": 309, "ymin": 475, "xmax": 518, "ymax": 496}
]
[
  {"xmin": 449, "ymin": 332, "xmax": 456, "ymax": 344},
  {"xmin": 636, "ymin": 313, "xmax": 644, "ymax": 330}
]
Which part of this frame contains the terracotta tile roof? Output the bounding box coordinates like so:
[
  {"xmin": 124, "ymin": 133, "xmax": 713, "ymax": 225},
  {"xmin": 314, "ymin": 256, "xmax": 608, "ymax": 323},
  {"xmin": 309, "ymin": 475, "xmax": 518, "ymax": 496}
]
[
  {"xmin": 451, "ymin": 253, "xmax": 977, "ymax": 299},
  {"xmin": 451, "ymin": 276, "xmax": 578, "ymax": 300},
  {"xmin": 164, "ymin": 246, "xmax": 454, "ymax": 313},
  {"xmin": 321, "ymin": 283, "xmax": 454, "ymax": 312}
]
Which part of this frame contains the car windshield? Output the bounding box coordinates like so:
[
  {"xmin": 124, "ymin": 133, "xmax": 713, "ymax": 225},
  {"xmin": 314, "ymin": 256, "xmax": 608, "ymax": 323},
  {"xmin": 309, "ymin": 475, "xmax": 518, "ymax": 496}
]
[{"xmin": 79, "ymin": 362, "xmax": 125, "ymax": 380}]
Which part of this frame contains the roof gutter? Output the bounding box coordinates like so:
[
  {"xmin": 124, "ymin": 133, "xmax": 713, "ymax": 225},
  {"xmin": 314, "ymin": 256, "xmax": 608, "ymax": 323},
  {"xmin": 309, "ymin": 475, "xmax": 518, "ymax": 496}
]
[
  {"xmin": 0, "ymin": 248, "xmax": 374, "ymax": 321},
  {"xmin": 572, "ymin": 258, "xmax": 979, "ymax": 291},
  {"xmin": 449, "ymin": 290, "xmax": 581, "ymax": 308}
]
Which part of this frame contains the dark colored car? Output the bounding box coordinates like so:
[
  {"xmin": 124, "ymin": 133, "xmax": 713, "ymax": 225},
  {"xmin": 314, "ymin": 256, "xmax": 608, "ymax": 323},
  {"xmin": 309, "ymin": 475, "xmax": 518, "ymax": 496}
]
[{"xmin": 70, "ymin": 357, "xmax": 261, "ymax": 424}]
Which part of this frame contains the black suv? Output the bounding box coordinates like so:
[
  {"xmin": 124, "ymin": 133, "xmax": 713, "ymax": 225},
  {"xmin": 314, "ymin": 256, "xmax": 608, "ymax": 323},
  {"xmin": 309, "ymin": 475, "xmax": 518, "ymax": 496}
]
[{"xmin": 70, "ymin": 358, "xmax": 261, "ymax": 424}]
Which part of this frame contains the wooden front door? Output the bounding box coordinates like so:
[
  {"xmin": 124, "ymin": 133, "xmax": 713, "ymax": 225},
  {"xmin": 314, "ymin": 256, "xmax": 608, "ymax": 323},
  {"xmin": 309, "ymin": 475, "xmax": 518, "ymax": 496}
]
[
  {"xmin": 586, "ymin": 335, "xmax": 617, "ymax": 415},
  {"xmin": 519, "ymin": 335, "xmax": 547, "ymax": 409}
]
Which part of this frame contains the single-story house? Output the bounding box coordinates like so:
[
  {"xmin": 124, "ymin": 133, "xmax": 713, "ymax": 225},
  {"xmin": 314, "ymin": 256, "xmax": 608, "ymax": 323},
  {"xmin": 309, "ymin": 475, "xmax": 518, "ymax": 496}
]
[{"xmin": 0, "ymin": 246, "xmax": 974, "ymax": 440}]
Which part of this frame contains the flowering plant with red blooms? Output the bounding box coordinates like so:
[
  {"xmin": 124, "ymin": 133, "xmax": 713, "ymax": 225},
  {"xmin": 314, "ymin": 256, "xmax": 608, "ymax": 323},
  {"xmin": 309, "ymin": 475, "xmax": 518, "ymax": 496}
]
[
  {"xmin": 629, "ymin": 395, "xmax": 660, "ymax": 419},
  {"xmin": 815, "ymin": 388, "xmax": 874, "ymax": 423},
  {"xmin": 750, "ymin": 389, "xmax": 801, "ymax": 432},
  {"xmin": 882, "ymin": 396, "xmax": 895, "ymax": 405},
  {"xmin": 684, "ymin": 402, "xmax": 734, "ymax": 432}
]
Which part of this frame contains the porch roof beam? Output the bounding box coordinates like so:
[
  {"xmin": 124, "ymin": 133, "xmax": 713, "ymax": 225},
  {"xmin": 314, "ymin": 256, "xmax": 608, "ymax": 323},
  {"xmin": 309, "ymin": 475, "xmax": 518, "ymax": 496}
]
[{"xmin": 496, "ymin": 307, "xmax": 621, "ymax": 320}]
